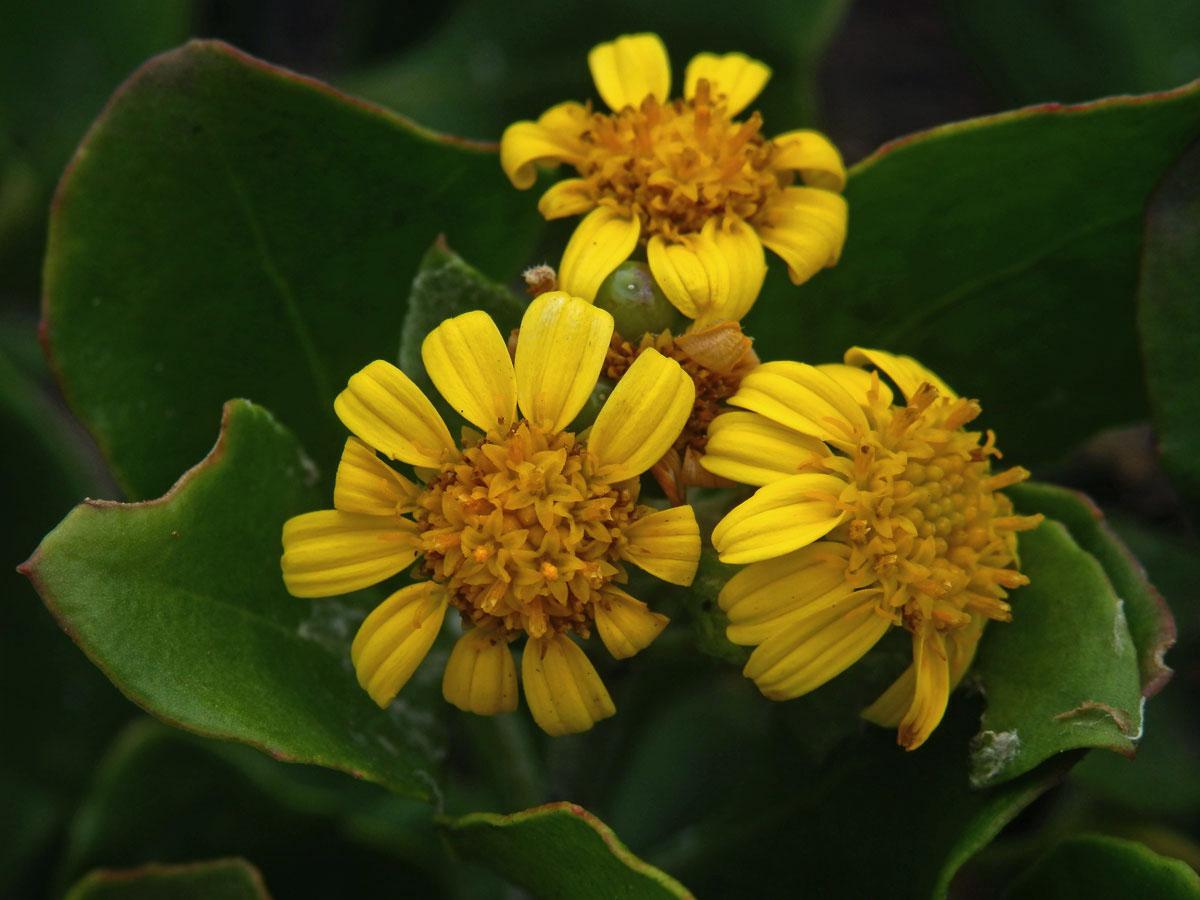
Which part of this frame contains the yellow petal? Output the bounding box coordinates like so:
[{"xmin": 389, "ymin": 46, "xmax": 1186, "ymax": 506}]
[
  {"xmin": 729, "ymin": 360, "xmax": 868, "ymax": 448},
  {"xmin": 588, "ymin": 348, "xmax": 694, "ymax": 481},
  {"xmin": 538, "ymin": 178, "xmax": 597, "ymax": 220},
  {"xmin": 422, "ymin": 310, "xmax": 518, "ymax": 434},
  {"xmin": 843, "ymin": 346, "xmax": 957, "ymax": 402},
  {"xmin": 897, "ymin": 626, "xmax": 951, "ymax": 750},
  {"xmin": 757, "ymin": 187, "xmax": 848, "ymax": 286},
  {"xmin": 588, "ymin": 33, "xmax": 671, "ymax": 111},
  {"xmin": 700, "ymin": 411, "xmax": 829, "ymax": 486},
  {"xmin": 620, "ymin": 506, "xmax": 701, "ymax": 586},
  {"xmin": 684, "ymin": 51, "xmax": 771, "ymax": 117},
  {"xmin": 558, "ymin": 206, "xmax": 641, "ymax": 301},
  {"xmin": 770, "ymin": 129, "xmax": 846, "ymax": 191},
  {"xmin": 499, "ymin": 102, "xmax": 589, "ymax": 190},
  {"xmin": 743, "ymin": 590, "xmax": 890, "ymax": 699},
  {"xmin": 281, "ymin": 509, "xmax": 418, "ymax": 598},
  {"xmin": 816, "ymin": 363, "xmax": 893, "ymax": 410},
  {"xmin": 710, "ymin": 472, "xmax": 848, "ymax": 565},
  {"xmin": 514, "ymin": 291, "xmax": 613, "ymax": 431},
  {"xmin": 647, "ymin": 232, "xmax": 726, "ymax": 323},
  {"xmin": 334, "ymin": 360, "xmax": 457, "ymax": 467},
  {"xmin": 947, "ymin": 613, "xmax": 986, "ymax": 688},
  {"xmin": 522, "ymin": 634, "xmax": 615, "ymax": 736},
  {"xmin": 442, "ymin": 627, "xmax": 518, "ymax": 715},
  {"xmin": 334, "ymin": 437, "xmax": 419, "ymax": 516},
  {"xmin": 594, "ymin": 588, "xmax": 669, "ymax": 659},
  {"xmin": 709, "ymin": 218, "xmax": 767, "ymax": 322},
  {"xmin": 350, "ymin": 582, "xmax": 447, "ymax": 707}
]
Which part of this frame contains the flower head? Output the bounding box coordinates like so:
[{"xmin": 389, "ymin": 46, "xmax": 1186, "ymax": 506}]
[
  {"xmin": 701, "ymin": 348, "xmax": 1043, "ymax": 749},
  {"xmin": 281, "ymin": 293, "xmax": 701, "ymax": 735},
  {"xmin": 500, "ymin": 33, "xmax": 847, "ymax": 326}
]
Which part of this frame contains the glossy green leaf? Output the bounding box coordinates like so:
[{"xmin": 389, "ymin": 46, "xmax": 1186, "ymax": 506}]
[
  {"xmin": 945, "ymin": 0, "xmax": 1200, "ymax": 106},
  {"xmin": 969, "ymin": 518, "xmax": 1143, "ymax": 787},
  {"xmin": 64, "ymin": 859, "xmax": 270, "ymax": 900},
  {"xmin": 1002, "ymin": 834, "xmax": 1200, "ymax": 899},
  {"xmin": 1138, "ymin": 139, "xmax": 1200, "ymax": 521},
  {"xmin": 439, "ymin": 802, "xmax": 693, "ymax": 900},
  {"xmin": 42, "ymin": 40, "xmax": 546, "ymax": 499},
  {"xmin": 746, "ymin": 82, "xmax": 1200, "ymax": 464},
  {"xmin": 20, "ymin": 399, "xmax": 444, "ymax": 800}
]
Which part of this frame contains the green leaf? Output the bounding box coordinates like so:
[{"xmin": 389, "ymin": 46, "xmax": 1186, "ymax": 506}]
[
  {"xmin": 1007, "ymin": 482, "xmax": 1175, "ymax": 695},
  {"xmin": 968, "ymin": 518, "xmax": 1144, "ymax": 787},
  {"xmin": 1002, "ymin": 834, "xmax": 1200, "ymax": 899},
  {"xmin": 1138, "ymin": 138, "xmax": 1200, "ymax": 521},
  {"xmin": 20, "ymin": 399, "xmax": 443, "ymax": 800},
  {"xmin": 945, "ymin": 0, "xmax": 1200, "ymax": 106},
  {"xmin": 746, "ymin": 83, "xmax": 1200, "ymax": 464},
  {"xmin": 439, "ymin": 802, "xmax": 694, "ymax": 900},
  {"xmin": 42, "ymin": 40, "xmax": 546, "ymax": 499},
  {"xmin": 65, "ymin": 859, "xmax": 270, "ymax": 900}
]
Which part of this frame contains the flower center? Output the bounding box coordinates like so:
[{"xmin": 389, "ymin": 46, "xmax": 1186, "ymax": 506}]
[
  {"xmin": 825, "ymin": 381, "xmax": 1038, "ymax": 634},
  {"xmin": 414, "ymin": 421, "xmax": 641, "ymax": 640},
  {"xmin": 576, "ymin": 79, "xmax": 785, "ymax": 241}
]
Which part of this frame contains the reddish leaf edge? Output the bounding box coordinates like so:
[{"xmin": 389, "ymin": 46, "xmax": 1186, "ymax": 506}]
[
  {"xmin": 438, "ymin": 801, "xmax": 695, "ymax": 899},
  {"xmin": 67, "ymin": 857, "xmax": 271, "ymax": 898}
]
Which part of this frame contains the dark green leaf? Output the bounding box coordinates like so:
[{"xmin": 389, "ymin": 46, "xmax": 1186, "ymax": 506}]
[
  {"xmin": 65, "ymin": 859, "xmax": 270, "ymax": 900},
  {"xmin": 439, "ymin": 802, "xmax": 694, "ymax": 900},
  {"xmin": 969, "ymin": 519, "xmax": 1143, "ymax": 787},
  {"xmin": 1002, "ymin": 834, "xmax": 1200, "ymax": 899},
  {"xmin": 21, "ymin": 399, "xmax": 444, "ymax": 800},
  {"xmin": 746, "ymin": 83, "xmax": 1200, "ymax": 464},
  {"xmin": 43, "ymin": 40, "xmax": 546, "ymax": 499},
  {"xmin": 1138, "ymin": 138, "xmax": 1200, "ymax": 521},
  {"xmin": 945, "ymin": 0, "xmax": 1200, "ymax": 106}
]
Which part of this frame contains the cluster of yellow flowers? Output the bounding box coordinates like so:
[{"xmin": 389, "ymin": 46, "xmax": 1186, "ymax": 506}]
[{"xmin": 281, "ymin": 34, "xmax": 1039, "ymax": 750}]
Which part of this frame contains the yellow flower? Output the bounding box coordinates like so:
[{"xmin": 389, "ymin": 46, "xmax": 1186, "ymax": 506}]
[
  {"xmin": 701, "ymin": 348, "xmax": 1043, "ymax": 750},
  {"xmin": 280, "ymin": 293, "xmax": 701, "ymax": 736},
  {"xmin": 500, "ymin": 33, "xmax": 847, "ymax": 326}
]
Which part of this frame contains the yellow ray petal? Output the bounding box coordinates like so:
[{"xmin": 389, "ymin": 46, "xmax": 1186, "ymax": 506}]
[
  {"xmin": 710, "ymin": 472, "xmax": 848, "ymax": 565},
  {"xmin": 620, "ymin": 506, "xmax": 701, "ymax": 586},
  {"xmin": 281, "ymin": 509, "xmax": 418, "ymax": 598},
  {"xmin": 729, "ymin": 360, "xmax": 868, "ymax": 447},
  {"xmin": 684, "ymin": 51, "xmax": 771, "ymax": 117},
  {"xmin": 588, "ymin": 33, "xmax": 671, "ymax": 111},
  {"xmin": 422, "ymin": 310, "xmax": 518, "ymax": 433},
  {"xmin": 522, "ymin": 635, "xmax": 616, "ymax": 736},
  {"xmin": 538, "ymin": 178, "xmax": 597, "ymax": 220},
  {"xmin": 588, "ymin": 348, "xmax": 694, "ymax": 481},
  {"xmin": 843, "ymin": 346, "xmax": 957, "ymax": 401},
  {"xmin": 770, "ymin": 129, "xmax": 846, "ymax": 192},
  {"xmin": 757, "ymin": 187, "xmax": 848, "ymax": 286},
  {"xmin": 334, "ymin": 360, "xmax": 457, "ymax": 467},
  {"xmin": 700, "ymin": 411, "xmax": 829, "ymax": 486},
  {"xmin": 350, "ymin": 582, "xmax": 447, "ymax": 707},
  {"xmin": 708, "ymin": 218, "xmax": 767, "ymax": 322},
  {"xmin": 558, "ymin": 206, "xmax": 641, "ymax": 301},
  {"xmin": 442, "ymin": 627, "xmax": 519, "ymax": 715},
  {"xmin": 499, "ymin": 101, "xmax": 589, "ymax": 190},
  {"xmin": 514, "ymin": 291, "xmax": 613, "ymax": 431},
  {"xmin": 816, "ymin": 363, "xmax": 894, "ymax": 410},
  {"xmin": 334, "ymin": 437, "xmax": 420, "ymax": 516},
  {"xmin": 744, "ymin": 589, "xmax": 890, "ymax": 699},
  {"xmin": 646, "ymin": 233, "xmax": 725, "ymax": 322},
  {"xmin": 594, "ymin": 588, "xmax": 669, "ymax": 659},
  {"xmin": 897, "ymin": 625, "xmax": 951, "ymax": 750}
]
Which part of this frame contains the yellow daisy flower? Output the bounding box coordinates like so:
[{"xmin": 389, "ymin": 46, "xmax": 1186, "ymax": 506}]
[
  {"xmin": 280, "ymin": 292, "xmax": 701, "ymax": 736},
  {"xmin": 701, "ymin": 348, "xmax": 1043, "ymax": 750},
  {"xmin": 500, "ymin": 33, "xmax": 847, "ymax": 325}
]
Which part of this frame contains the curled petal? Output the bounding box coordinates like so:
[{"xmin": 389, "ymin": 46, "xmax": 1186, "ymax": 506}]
[
  {"xmin": 351, "ymin": 582, "xmax": 447, "ymax": 707},
  {"xmin": 334, "ymin": 360, "xmax": 457, "ymax": 467},
  {"xmin": 538, "ymin": 178, "xmax": 596, "ymax": 220},
  {"xmin": 522, "ymin": 634, "xmax": 616, "ymax": 735},
  {"xmin": 711, "ymin": 472, "xmax": 848, "ymax": 565},
  {"xmin": 588, "ymin": 33, "xmax": 671, "ymax": 111},
  {"xmin": 423, "ymin": 310, "xmax": 517, "ymax": 433},
  {"xmin": 843, "ymin": 346, "xmax": 957, "ymax": 402},
  {"xmin": 719, "ymin": 542, "xmax": 852, "ymax": 641},
  {"xmin": 647, "ymin": 232, "xmax": 726, "ymax": 322},
  {"xmin": 594, "ymin": 588, "xmax": 669, "ymax": 659},
  {"xmin": 729, "ymin": 360, "xmax": 869, "ymax": 447},
  {"xmin": 499, "ymin": 102, "xmax": 589, "ymax": 190},
  {"xmin": 559, "ymin": 206, "xmax": 641, "ymax": 301},
  {"xmin": 334, "ymin": 437, "xmax": 419, "ymax": 517},
  {"xmin": 771, "ymin": 129, "xmax": 846, "ymax": 192},
  {"xmin": 757, "ymin": 187, "xmax": 848, "ymax": 286},
  {"xmin": 709, "ymin": 218, "xmax": 767, "ymax": 322},
  {"xmin": 684, "ymin": 51, "xmax": 771, "ymax": 117},
  {"xmin": 442, "ymin": 627, "xmax": 519, "ymax": 715},
  {"xmin": 281, "ymin": 509, "xmax": 418, "ymax": 598},
  {"xmin": 701, "ymin": 411, "xmax": 829, "ymax": 486},
  {"xmin": 620, "ymin": 505, "xmax": 701, "ymax": 585},
  {"xmin": 816, "ymin": 363, "xmax": 894, "ymax": 410},
  {"xmin": 897, "ymin": 626, "xmax": 951, "ymax": 750}
]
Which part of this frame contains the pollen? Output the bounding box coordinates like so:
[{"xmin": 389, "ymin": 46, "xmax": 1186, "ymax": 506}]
[
  {"xmin": 414, "ymin": 421, "xmax": 641, "ymax": 640},
  {"xmin": 577, "ymin": 79, "xmax": 784, "ymax": 242}
]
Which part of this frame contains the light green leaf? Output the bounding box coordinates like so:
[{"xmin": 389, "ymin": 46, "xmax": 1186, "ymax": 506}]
[
  {"xmin": 64, "ymin": 859, "xmax": 271, "ymax": 900},
  {"xmin": 21, "ymin": 399, "xmax": 444, "ymax": 800},
  {"xmin": 43, "ymin": 40, "xmax": 546, "ymax": 499},
  {"xmin": 1002, "ymin": 834, "xmax": 1200, "ymax": 899},
  {"xmin": 746, "ymin": 83, "xmax": 1200, "ymax": 464},
  {"xmin": 439, "ymin": 802, "xmax": 694, "ymax": 900}
]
